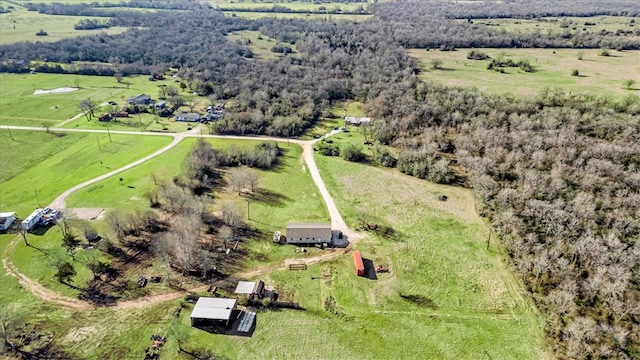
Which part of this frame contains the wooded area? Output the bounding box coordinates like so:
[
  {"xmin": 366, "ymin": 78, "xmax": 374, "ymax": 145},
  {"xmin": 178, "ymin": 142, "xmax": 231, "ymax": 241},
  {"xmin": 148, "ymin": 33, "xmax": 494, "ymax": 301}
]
[{"xmin": 1, "ymin": 0, "xmax": 639, "ymax": 358}]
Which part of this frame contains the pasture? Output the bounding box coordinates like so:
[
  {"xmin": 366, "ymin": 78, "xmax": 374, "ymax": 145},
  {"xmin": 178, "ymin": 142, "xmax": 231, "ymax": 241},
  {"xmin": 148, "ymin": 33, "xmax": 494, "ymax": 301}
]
[
  {"xmin": 409, "ymin": 48, "xmax": 640, "ymax": 99},
  {"xmin": 0, "ymin": 6, "xmax": 128, "ymax": 45},
  {"xmin": 226, "ymin": 30, "xmax": 298, "ymax": 60},
  {"xmin": 473, "ymin": 15, "xmax": 638, "ymax": 37},
  {"xmin": 0, "ymin": 73, "xmax": 197, "ymax": 127},
  {"xmin": 223, "ymin": 11, "xmax": 372, "ymax": 21},
  {"xmin": 0, "ymin": 129, "xmax": 171, "ymax": 216},
  {"xmin": 161, "ymin": 154, "xmax": 551, "ymax": 359},
  {"xmin": 209, "ymin": 1, "xmax": 368, "ymax": 13}
]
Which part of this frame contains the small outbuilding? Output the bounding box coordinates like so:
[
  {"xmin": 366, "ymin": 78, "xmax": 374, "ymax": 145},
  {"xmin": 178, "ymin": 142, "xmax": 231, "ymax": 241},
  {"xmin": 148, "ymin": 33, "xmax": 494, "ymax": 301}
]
[
  {"xmin": 353, "ymin": 250, "xmax": 364, "ymax": 276},
  {"xmin": 235, "ymin": 280, "xmax": 265, "ymax": 299},
  {"xmin": 127, "ymin": 94, "xmax": 152, "ymax": 105},
  {"xmin": 190, "ymin": 297, "xmax": 237, "ymax": 328},
  {"xmin": 0, "ymin": 212, "xmax": 16, "ymax": 231},
  {"xmin": 286, "ymin": 222, "xmax": 332, "ymax": 245}
]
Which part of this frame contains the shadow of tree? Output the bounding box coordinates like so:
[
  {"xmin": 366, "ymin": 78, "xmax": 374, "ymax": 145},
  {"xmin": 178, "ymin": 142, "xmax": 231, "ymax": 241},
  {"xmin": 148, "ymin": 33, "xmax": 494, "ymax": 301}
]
[{"xmin": 246, "ymin": 188, "xmax": 290, "ymax": 207}]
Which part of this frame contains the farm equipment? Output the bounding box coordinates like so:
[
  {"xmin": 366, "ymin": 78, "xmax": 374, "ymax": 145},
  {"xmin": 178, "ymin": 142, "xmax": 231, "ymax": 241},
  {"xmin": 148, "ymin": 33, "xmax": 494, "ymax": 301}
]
[{"xmin": 375, "ymin": 265, "xmax": 389, "ymax": 273}]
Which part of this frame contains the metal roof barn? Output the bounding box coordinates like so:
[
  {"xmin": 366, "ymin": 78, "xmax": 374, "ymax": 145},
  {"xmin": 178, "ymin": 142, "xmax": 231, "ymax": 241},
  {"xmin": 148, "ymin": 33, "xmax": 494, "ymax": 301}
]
[
  {"xmin": 190, "ymin": 298, "xmax": 237, "ymax": 327},
  {"xmin": 286, "ymin": 222, "xmax": 332, "ymax": 244}
]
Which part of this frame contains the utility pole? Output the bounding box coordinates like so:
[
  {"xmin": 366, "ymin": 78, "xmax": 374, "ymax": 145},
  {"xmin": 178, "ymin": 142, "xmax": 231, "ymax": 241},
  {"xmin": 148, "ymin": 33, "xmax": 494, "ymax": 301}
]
[
  {"xmin": 106, "ymin": 122, "xmax": 112, "ymax": 142},
  {"xmin": 97, "ymin": 135, "xmax": 101, "ymax": 151},
  {"xmin": 486, "ymin": 227, "xmax": 492, "ymax": 250},
  {"xmin": 246, "ymin": 199, "xmax": 251, "ymax": 220},
  {"xmin": 35, "ymin": 189, "xmax": 41, "ymax": 208},
  {"xmin": 8, "ymin": 126, "xmax": 14, "ymax": 140}
]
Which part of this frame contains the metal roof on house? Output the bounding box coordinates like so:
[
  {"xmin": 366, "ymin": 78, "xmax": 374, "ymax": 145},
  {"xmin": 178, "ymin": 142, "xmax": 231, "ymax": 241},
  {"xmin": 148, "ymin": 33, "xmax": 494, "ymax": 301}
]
[
  {"xmin": 286, "ymin": 222, "xmax": 332, "ymax": 239},
  {"xmin": 190, "ymin": 297, "xmax": 237, "ymax": 321}
]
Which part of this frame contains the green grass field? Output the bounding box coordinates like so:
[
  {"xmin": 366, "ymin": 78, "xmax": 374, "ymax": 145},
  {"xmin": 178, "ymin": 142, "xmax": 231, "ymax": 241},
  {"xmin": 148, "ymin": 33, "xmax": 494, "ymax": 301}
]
[
  {"xmin": 409, "ymin": 48, "xmax": 640, "ymax": 99},
  {"xmin": 472, "ymin": 15, "xmax": 638, "ymax": 37},
  {"xmin": 227, "ymin": 30, "xmax": 298, "ymax": 60},
  {"xmin": 0, "ymin": 130, "xmax": 171, "ymax": 216},
  {"xmin": 210, "ymin": 1, "xmax": 368, "ymax": 13},
  {"xmin": 0, "ymin": 73, "xmax": 199, "ymax": 127},
  {"xmin": 0, "ymin": 6, "xmax": 128, "ymax": 45}
]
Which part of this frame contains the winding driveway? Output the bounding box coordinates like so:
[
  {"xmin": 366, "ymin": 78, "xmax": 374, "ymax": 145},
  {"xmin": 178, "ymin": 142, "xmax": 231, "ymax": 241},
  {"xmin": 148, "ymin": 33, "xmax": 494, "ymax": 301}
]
[{"xmin": 0, "ymin": 124, "xmax": 358, "ymax": 310}]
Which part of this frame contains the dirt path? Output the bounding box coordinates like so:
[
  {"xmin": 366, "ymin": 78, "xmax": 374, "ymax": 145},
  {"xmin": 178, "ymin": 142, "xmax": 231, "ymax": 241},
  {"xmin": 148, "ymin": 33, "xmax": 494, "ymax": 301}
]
[{"xmin": 1, "ymin": 125, "xmax": 360, "ymax": 310}]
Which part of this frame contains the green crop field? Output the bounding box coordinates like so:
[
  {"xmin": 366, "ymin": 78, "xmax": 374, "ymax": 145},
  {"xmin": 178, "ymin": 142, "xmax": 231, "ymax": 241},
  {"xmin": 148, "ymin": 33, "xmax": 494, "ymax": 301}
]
[
  {"xmin": 0, "ymin": 6, "xmax": 128, "ymax": 44},
  {"xmin": 0, "ymin": 130, "xmax": 171, "ymax": 216},
  {"xmin": 409, "ymin": 48, "xmax": 640, "ymax": 99}
]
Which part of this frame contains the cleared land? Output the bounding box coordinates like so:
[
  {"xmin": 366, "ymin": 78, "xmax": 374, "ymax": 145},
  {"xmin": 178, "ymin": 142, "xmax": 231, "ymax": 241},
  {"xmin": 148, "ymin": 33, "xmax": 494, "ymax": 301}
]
[
  {"xmin": 0, "ymin": 6, "xmax": 128, "ymax": 44},
  {"xmin": 0, "ymin": 130, "xmax": 171, "ymax": 216},
  {"xmin": 0, "ymin": 73, "xmax": 197, "ymax": 130},
  {"xmin": 472, "ymin": 15, "xmax": 639, "ymax": 37},
  {"xmin": 409, "ymin": 48, "xmax": 640, "ymax": 98},
  {"xmin": 226, "ymin": 30, "xmax": 298, "ymax": 60}
]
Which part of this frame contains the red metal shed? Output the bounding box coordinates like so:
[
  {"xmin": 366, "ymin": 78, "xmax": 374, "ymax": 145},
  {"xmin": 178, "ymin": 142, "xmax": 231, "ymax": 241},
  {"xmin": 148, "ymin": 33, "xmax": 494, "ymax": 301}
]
[{"xmin": 353, "ymin": 250, "xmax": 364, "ymax": 276}]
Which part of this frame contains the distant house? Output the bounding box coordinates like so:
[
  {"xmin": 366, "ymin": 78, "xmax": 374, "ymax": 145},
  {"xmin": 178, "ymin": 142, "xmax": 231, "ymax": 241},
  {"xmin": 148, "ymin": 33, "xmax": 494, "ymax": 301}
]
[
  {"xmin": 154, "ymin": 101, "xmax": 166, "ymax": 109},
  {"xmin": 286, "ymin": 222, "xmax": 332, "ymax": 245},
  {"xmin": 0, "ymin": 212, "xmax": 16, "ymax": 231},
  {"xmin": 175, "ymin": 112, "xmax": 200, "ymax": 122},
  {"xmin": 98, "ymin": 113, "xmax": 112, "ymax": 122},
  {"xmin": 190, "ymin": 297, "xmax": 237, "ymax": 327},
  {"xmin": 344, "ymin": 116, "xmax": 371, "ymax": 126},
  {"xmin": 127, "ymin": 94, "xmax": 152, "ymax": 105}
]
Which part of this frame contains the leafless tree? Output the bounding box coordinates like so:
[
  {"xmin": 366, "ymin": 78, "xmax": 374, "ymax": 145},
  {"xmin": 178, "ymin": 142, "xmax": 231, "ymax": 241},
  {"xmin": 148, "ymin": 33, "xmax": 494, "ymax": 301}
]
[
  {"xmin": 228, "ymin": 168, "xmax": 246, "ymax": 195},
  {"xmin": 221, "ymin": 202, "xmax": 242, "ymax": 228},
  {"xmin": 79, "ymin": 98, "xmax": 98, "ymax": 121},
  {"xmin": 218, "ymin": 225, "xmax": 233, "ymax": 250}
]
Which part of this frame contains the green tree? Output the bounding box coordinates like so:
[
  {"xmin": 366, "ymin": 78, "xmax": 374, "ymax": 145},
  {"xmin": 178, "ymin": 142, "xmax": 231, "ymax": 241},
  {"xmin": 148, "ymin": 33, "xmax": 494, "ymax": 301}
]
[
  {"xmin": 623, "ymin": 79, "xmax": 637, "ymax": 90},
  {"xmin": 55, "ymin": 262, "xmax": 76, "ymax": 283}
]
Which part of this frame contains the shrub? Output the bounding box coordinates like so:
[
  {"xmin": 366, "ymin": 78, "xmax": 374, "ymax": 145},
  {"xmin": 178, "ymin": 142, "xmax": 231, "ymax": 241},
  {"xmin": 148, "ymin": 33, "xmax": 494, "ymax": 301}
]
[
  {"xmin": 571, "ymin": 69, "xmax": 579, "ymax": 76},
  {"xmin": 343, "ymin": 144, "xmax": 366, "ymax": 162},
  {"xmin": 467, "ymin": 50, "xmax": 490, "ymax": 60}
]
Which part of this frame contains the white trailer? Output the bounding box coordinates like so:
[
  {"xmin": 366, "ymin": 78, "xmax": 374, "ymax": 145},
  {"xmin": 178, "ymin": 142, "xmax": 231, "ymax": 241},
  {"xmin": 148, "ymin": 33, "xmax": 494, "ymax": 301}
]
[{"xmin": 22, "ymin": 208, "xmax": 44, "ymax": 231}]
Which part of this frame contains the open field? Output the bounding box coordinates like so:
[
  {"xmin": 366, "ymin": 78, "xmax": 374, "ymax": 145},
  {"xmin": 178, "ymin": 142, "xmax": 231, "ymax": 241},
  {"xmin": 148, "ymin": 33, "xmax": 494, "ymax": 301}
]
[
  {"xmin": 227, "ymin": 30, "xmax": 298, "ymax": 60},
  {"xmin": 472, "ymin": 15, "xmax": 639, "ymax": 37},
  {"xmin": 209, "ymin": 1, "xmax": 368, "ymax": 13},
  {"xmin": 409, "ymin": 48, "xmax": 640, "ymax": 99},
  {"xmin": 0, "ymin": 73, "xmax": 199, "ymax": 127},
  {"xmin": 223, "ymin": 11, "xmax": 372, "ymax": 21},
  {"xmin": 0, "ymin": 6, "xmax": 128, "ymax": 45},
  {"xmin": 0, "ymin": 130, "xmax": 171, "ymax": 216}
]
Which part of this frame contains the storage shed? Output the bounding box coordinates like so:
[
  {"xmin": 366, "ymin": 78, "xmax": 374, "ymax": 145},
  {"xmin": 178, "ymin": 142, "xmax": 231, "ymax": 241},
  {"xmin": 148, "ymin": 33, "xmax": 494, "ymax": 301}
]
[
  {"xmin": 353, "ymin": 250, "xmax": 364, "ymax": 276},
  {"xmin": 286, "ymin": 222, "xmax": 332, "ymax": 245},
  {"xmin": 190, "ymin": 297, "xmax": 237, "ymax": 327}
]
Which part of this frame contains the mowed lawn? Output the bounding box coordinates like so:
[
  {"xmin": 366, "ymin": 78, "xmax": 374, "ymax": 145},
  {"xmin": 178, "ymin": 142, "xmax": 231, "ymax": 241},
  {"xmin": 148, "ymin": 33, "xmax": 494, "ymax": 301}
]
[
  {"xmin": 0, "ymin": 73, "xmax": 189, "ymax": 127},
  {"xmin": 0, "ymin": 129, "xmax": 171, "ymax": 216},
  {"xmin": 0, "ymin": 6, "xmax": 128, "ymax": 45},
  {"xmin": 409, "ymin": 48, "xmax": 640, "ymax": 99}
]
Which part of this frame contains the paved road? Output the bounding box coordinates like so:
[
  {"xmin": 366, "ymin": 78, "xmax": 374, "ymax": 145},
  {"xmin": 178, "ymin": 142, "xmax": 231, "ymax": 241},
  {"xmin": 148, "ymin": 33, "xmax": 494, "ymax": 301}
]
[{"xmin": 1, "ymin": 125, "xmax": 351, "ymax": 236}]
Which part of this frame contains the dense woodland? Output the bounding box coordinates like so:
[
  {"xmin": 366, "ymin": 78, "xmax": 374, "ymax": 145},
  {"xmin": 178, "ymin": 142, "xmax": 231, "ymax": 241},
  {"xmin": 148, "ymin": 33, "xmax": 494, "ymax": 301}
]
[{"xmin": 1, "ymin": 0, "xmax": 640, "ymax": 358}]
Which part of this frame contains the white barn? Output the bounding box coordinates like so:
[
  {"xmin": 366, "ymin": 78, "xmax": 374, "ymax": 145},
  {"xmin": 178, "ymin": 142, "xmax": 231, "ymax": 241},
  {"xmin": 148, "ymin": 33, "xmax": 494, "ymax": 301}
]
[
  {"xmin": 190, "ymin": 297, "xmax": 237, "ymax": 327},
  {"xmin": 0, "ymin": 212, "xmax": 16, "ymax": 231}
]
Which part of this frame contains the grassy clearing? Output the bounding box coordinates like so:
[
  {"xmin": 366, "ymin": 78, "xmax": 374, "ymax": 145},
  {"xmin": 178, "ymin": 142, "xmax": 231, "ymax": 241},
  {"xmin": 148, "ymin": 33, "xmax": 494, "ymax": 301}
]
[
  {"xmin": 409, "ymin": 48, "xmax": 640, "ymax": 99},
  {"xmin": 0, "ymin": 73, "xmax": 197, "ymax": 127},
  {"xmin": 227, "ymin": 30, "xmax": 298, "ymax": 60},
  {"xmin": 210, "ymin": 1, "xmax": 368, "ymax": 13},
  {"xmin": 0, "ymin": 6, "xmax": 128, "ymax": 45},
  {"xmin": 0, "ymin": 130, "xmax": 171, "ymax": 216},
  {"xmin": 224, "ymin": 11, "xmax": 372, "ymax": 21},
  {"xmin": 473, "ymin": 15, "xmax": 639, "ymax": 36}
]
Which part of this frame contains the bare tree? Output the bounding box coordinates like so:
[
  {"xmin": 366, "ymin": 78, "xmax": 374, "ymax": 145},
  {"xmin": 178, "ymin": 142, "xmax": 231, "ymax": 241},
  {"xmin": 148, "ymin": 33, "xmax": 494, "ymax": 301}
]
[
  {"xmin": 79, "ymin": 98, "xmax": 98, "ymax": 121},
  {"xmin": 228, "ymin": 168, "xmax": 247, "ymax": 195},
  {"xmin": 218, "ymin": 225, "xmax": 233, "ymax": 250},
  {"xmin": 221, "ymin": 202, "xmax": 242, "ymax": 228},
  {"xmin": 186, "ymin": 97, "xmax": 199, "ymax": 113}
]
